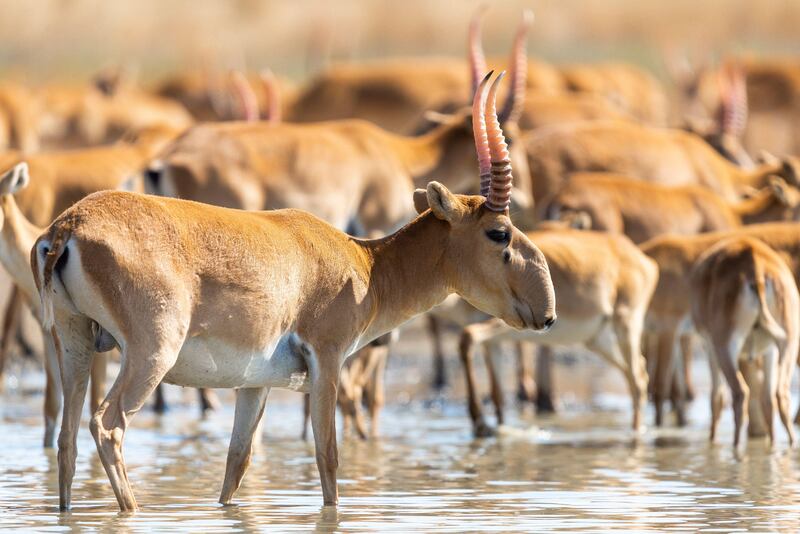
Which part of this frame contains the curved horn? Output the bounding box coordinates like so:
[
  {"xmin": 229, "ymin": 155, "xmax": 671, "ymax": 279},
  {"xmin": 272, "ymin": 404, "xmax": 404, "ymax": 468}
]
[
  {"xmin": 717, "ymin": 62, "xmax": 747, "ymax": 138},
  {"xmin": 230, "ymin": 71, "xmax": 259, "ymax": 122},
  {"xmin": 485, "ymin": 72, "xmax": 513, "ymax": 212},
  {"xmin": 259, "ymin": 69, "xmax": 281, "ymax": 123},
  {"xmin": 473, "ymin": 71, "xmax": 493, "ymax": 196},
  {"xmin": 498, "ymin": 10, "xmax": 532, "ymax": 124},
  {"xmin": 468, "ymin": 6, "xmax": 488, "ymax": 97}
]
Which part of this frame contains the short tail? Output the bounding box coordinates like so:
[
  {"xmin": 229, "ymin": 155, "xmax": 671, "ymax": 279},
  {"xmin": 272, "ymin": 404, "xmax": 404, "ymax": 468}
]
[
  {"xmin": 752, "ymin": 263, "xmax": 786, "ymax": 341},
  {"xmin": 31, "ymin": 226, "xmax": 72, "ymax": 329}
]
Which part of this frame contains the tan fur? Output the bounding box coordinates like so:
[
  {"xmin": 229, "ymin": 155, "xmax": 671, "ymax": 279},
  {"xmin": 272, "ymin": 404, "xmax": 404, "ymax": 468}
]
[
  {"xmin": 151, "ymin": 117, "xmax": 529, "ymax": 235},
  {"xmin": 288, "ymin": 58, "xmax": 563, "ymax": 134},
  {"xmin": 0, "ymin": 82, "xmax": 41, "ymax": 153},
  {"xmin": 542, "ymin": 172, "xmax": 800, "ymax": 244},
  {"xmin": 642, "ymin": 222, "xmax": 800, "ymax": 426},
  {"xmin": 459, "ymin": 229, "xmax": 658, "ymax": 434},
  {"xmin": 560, "ymin": 62, "xmax": 669, "ymax": 125},
  {"xmin": 34, "ymin": 184, "xmax": 554, "ymax": 512},
  {"xmin": 690, "ymin": 236, "xmax": 798, "ymax": 447},
  {"xmin": 523, "ymin": 119, "xmax": 791, "ymax": 204},
  {"xmin": 681, "ymin": 57, "xmax": 800, "ymax": 157}
]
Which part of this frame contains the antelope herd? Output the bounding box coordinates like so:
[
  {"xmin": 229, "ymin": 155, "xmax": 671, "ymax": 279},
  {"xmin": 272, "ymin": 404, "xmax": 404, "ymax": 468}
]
[{"xmin": 2, "ymin": 7, "xmax": 800, "ymax": 513}]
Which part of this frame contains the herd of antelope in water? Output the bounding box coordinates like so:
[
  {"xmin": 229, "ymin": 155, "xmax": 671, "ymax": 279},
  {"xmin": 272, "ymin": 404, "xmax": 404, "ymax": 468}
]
[{"xmin": 2, "ymin": 6, "xmax": 800, "ymax": 513}]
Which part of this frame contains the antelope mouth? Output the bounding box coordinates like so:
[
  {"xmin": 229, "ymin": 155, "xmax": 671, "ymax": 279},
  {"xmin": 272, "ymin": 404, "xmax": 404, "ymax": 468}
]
[{"xmin": 513, "ymin": 302, "xmax": 535, "ymax": 330}]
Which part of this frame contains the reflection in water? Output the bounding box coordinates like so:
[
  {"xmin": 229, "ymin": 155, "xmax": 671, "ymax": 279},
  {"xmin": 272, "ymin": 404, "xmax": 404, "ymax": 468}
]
[{"xmin": 2, "ymin": 393, "xmax": 800, "ymax": 531}]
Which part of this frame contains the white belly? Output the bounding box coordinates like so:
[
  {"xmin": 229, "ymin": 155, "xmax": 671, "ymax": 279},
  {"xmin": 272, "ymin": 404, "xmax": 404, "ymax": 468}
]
[{"xmin": 163, "ymin": 333, "xmax": 309, "ymax": 391}]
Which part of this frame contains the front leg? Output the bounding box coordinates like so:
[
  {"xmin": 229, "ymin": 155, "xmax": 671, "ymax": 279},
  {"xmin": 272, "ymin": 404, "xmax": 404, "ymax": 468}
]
[
  {"xmin": 220, "ymin": 387, "xmax": 270, "ymax": 504},
  {"xmin": 308, "ymin": 353, "xmax": 341, "ymax": 506}
]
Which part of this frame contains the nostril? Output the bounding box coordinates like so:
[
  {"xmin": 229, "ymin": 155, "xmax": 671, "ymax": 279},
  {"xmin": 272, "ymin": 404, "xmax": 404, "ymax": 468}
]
[{"xmin": 543, "ymin": 315, "xmax": 556, "ymax": 329}]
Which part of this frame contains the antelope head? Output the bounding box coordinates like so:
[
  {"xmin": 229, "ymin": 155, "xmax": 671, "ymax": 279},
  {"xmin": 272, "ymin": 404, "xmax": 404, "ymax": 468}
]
[{"xmin": 415, "ymin": 71, "xmax": 555, "ymax": 331}]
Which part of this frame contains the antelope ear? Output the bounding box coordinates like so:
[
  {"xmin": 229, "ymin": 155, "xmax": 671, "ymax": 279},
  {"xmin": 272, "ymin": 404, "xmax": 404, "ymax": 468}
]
[
  {"xmin": 426, "ymin": 181, "xmax": 460, "ymax": 222},
  {"xmin": 413, "ymin": 188, "xmax": 429, "ymax": 214},
  {"xmin": 0, "ymin": 162, "xmax": 29, "ymax": 195}
]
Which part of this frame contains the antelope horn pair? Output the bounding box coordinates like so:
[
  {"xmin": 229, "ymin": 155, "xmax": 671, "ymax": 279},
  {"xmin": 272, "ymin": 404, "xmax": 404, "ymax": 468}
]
[
  {"xmin": 717, "ymin": 61, "xmax": 747, "ymax": 137},
  {"xmin": 469, "ymin": 7, "xmax": 532, "ymax": 125},
  {"xmin": 228, "ymin": 70, "xmax": 282, "ymax": 123},
  {"xmin": 473, "ymin": 71, "xmax": 512, "ymax": 212}
]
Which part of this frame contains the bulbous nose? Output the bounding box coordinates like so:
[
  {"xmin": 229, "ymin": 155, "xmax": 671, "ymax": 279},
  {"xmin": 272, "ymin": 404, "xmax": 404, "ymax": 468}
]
[{"xmin": 543, "ymin": 314, "xmax": 556, "ymax": 330}]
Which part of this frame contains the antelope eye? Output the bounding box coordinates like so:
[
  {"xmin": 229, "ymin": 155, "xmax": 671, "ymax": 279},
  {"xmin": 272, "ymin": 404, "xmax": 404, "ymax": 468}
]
[{"xmin": 486, "ymin": 229, "xmax": 510, "ymax": 244}]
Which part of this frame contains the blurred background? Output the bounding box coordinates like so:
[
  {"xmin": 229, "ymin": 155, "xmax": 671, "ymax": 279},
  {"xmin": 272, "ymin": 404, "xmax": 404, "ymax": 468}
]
[{"xmin": 2, "ymin": 0, "xmax": 799, "ymax": 82}]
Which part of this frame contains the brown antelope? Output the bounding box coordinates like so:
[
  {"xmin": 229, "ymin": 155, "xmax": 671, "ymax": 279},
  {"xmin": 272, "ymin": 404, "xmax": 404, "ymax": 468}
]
[
  {"xmin": 146, "ymin": 60, "xmax": 530, "ymax": 236},
  {"xmin": 522, "ymin": 119, "xmax": 798, "ymax": 205},
  {"xmin": 459, "ymin": 229, "xmax": 657, "ymax": 436},
  {"xmin": 641, "ymin": 222, "xmax": 800, "ymax": 427},
  {"xmin": 35, "ymin": 72, "xmax": 555, "ymax": 512},
  {"xmin": 155, "ymin": 69, "xmax": 293, "ymax": 122},
  {"xmin": 560, "ymin": 62, "xmax": 669, "ymax": 126},
  {"xmin": 0, "ymin": 163, "xmax": 71, "ymax": 447},
  {"xmin": 690, "ymin": 236, "xmax": 798, "ymax": 448},
  {"xmin": 541, "ymin": 172, "xmax": 800, "ymax": 244},
  {"xmin": 0, "ymin": 82, "xmax": 40, "ymax": 153},
  {"xmin": 79, "ymin": 88, "xmax": 192, "ymax": 147},
  {"xmin": 677, "ymin": 56, "xmax": 800, "ymax": 158}
]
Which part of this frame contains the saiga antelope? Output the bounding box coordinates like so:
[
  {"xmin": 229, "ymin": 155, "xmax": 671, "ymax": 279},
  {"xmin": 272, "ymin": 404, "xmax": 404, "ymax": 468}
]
[
  {"xmin": 459, "ymin": 229, "xmax": 657, "ymax": 436},
  {"xmin": 641, "ymin": 222, "xmax": 800, "ymax": 427},
  {"xmin": 35, "ymin": 71, "xmax": 555, "ymax": 512},
  {"xmin": 541, "ymin": 172, "xmax": 800, "ymax": 245},
  {"xmin": 522, "ymin": 118, "xmax": 797, "ymax": 205},
  {"xmin": 690, "ymin": 236, "xmax": 798, "ymax": 448}
]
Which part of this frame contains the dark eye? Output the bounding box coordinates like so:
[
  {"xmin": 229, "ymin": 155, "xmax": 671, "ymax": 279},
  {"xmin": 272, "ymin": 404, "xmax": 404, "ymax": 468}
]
[
  {"xmin": 486, "ymin": 229, "xmax": 510, "ymax": 244},
  {"xmin": 505, "ymin": 136, "xmax": 514, "ymax": 148}
]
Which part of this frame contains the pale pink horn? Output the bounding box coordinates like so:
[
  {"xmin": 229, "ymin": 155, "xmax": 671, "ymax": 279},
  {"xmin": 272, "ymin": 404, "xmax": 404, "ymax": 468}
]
[
  {"xmin": 499, "ymin": 10, "xmax": 532, "ymax": 124},
  {"xmin": 468, "ymin": 6, "xmax": 489, "ymax": 97},
  {"xmin": 724, "ymin": 62, "xmax": 748, "ymax": 138},
  {"xmin": 230, "ymin": 70, "xmax": 259, "ymax": 122},
  {"xmin": 484, "ymin": 72, "xmax": 513, "ymax": 212},
  {"xmin": 259, "ymin": 69, "xmax": 281, "ymax": 123},
  {"xmin": 473, "ymin": 71, "xmax": 493, "ymax": 196}
]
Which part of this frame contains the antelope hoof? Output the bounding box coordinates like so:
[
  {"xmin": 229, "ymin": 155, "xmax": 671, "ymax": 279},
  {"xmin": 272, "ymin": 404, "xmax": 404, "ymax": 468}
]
[
  {"xmin": 535, "ymin": 391, "xmax": 555, "ymax": 414},
  {"xmin": 474, "ymin": 420, "xmax": 496, "ymax": 438}
]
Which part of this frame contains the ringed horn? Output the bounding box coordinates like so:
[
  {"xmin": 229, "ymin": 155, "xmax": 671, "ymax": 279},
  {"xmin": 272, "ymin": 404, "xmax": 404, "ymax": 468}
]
[
  {"xmin": 468, "ymin": 7, "xmax": 531, "ymax": 124},
  {"xmin": 473, "ymin": 71, "xmax": 513, "ymax": 212},
  {"xmin": 718, "ymin": 60, "xmax": 748, "ymax": 137},
  {"xmin": 230, "ymin": 70, "xmax": 260, "ymax": 122}
]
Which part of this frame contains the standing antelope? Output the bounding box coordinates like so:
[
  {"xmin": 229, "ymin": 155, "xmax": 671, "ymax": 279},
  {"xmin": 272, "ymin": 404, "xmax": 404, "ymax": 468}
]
[
  {"xmin": 523, "ymin": 119, "xmax": 797, "ymax": 205},
  {"xmin": 642, "ymin": 222, "xmax": 800, "ymax": 427},
  {"xmin": 36, "ymin": 71, "xmax": 555, "ymax": 512},
  {"xmin": 541, "ymin": 172, "xmax": 800, "ymax": 244},
  {"xmin": 690, "ymin": 236, "xmax": 799, "ymax": 447},
  {"xmin": 458, "ymin": 229, "xmax": 657, "ymax": 436}
]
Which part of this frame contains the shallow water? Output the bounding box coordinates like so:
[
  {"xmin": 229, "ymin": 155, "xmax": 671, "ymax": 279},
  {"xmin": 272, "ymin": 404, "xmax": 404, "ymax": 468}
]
[{"xmin": 2, "ymin": 325, "xmax": 800, "ymax": 532}]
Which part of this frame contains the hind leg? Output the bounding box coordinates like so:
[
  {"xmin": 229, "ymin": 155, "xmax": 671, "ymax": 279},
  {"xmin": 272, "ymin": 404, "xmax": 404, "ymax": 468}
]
[
  {"xmin": 90, "ymin": 337, "xmax": 182, "ymax": 511},
  {"xmin": 198, "ymin": 388, "xmax": 219, "ymax": 414},
  {"xmin": 712, "ymin": 332, "xmax": 749, "ymax": 448},
  {"xmin": 760, "ymin": 345, "xmax": 779, "ymax": 445},
  {"xmin": 708, "ymin": 349, "xmax": 725, "ymax": 442},
  {"xmin": 219, "ymin": 387, "xmax": 269, "ymax": 504},
  {"xmin": 0, "ymin": 285, "xmax": 22, "ymax": 391},
  {"xmin": 653, "ymin": 327, "xmax": 678, "ymax": 427},
  {"xmin": 42, "ymin": 331, "xmax": 63, "ymax": 448},
  {"xmin": 52, "ymin": 315, "xmax": 95, "ymax": 510},
  {"xmin": 366, "ymin": 345, "xmax": 388, "ymax": 438}
]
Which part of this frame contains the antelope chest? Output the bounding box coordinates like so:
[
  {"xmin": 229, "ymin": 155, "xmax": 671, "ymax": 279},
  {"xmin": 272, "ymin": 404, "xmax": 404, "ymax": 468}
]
[{"xmin": 163, "ymin": 332, "xmax": 310, "ymax": 391}]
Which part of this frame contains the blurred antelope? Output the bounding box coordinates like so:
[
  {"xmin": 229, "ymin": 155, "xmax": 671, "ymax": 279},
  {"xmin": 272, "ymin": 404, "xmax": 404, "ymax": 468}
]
[
  {"xmin": 542, "ymin": 172, "xmax": 800, "ymax": 244},
  {"xmin": 35, "ymin": 71, "xmax": 555, "ymax": 512},
  {"xmin": 523, "ymin": 119, "xmax": 798, "ymax": 205},
  {"xmin": 642, "ymin": 222, "xmax": 800, "ymax": 426},
  {"xmin": 690, "ymin": 236, "xmax": 798, "ymax": 448},
  {"xmin": 459, "ymin": 229, "xmax": 657, "ymax": 436}
]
